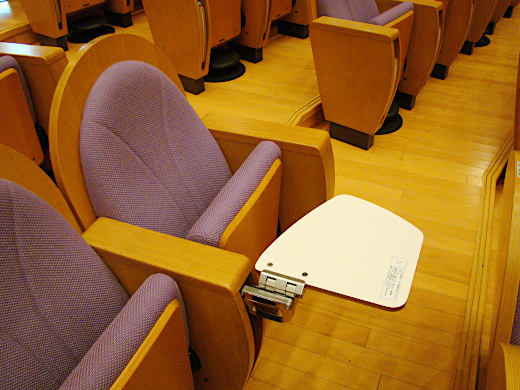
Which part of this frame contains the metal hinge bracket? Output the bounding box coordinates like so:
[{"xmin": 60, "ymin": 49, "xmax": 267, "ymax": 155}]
[{"xmin": 241, "ymin": 270, "xmax": 306, "ymax": 323}]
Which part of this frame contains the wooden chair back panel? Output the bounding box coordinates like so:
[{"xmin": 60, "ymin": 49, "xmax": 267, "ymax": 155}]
[
  {"xmin": 435, "ymin": 0, "xmax": 474, "ymax": 67},
  {"xmin": 208, "ymin": 0, "xmax": 242, "ymax": 48},
  {"xmin": 282, "ymin": 0, "xmax": 318, "ymax": 26},
  {"xmin": 50, "ymin": 34, "xmax": 185, "ymax": 231},
  {"xmin": 492, "ymin": 0, "xmax": 513, "ymax": 22},
  {"xmin": 0, "ymin": 144, "xmax": 81, "ymax": 232},
  {"xmin": 141, "ymin": 0, "xmax": 210, "ymax": 80},
  {"xmin": 0, "ymin": 68, "xmax": 43, "ymax": 165},
  {"xmin": 466, "ymin": 0, "xmax": 498, "ymax": 42}
]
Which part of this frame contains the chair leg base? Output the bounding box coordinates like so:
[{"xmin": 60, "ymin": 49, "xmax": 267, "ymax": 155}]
[
  {"xmin": 431, "ymin": 63, "xmax": 449, "ymax": 80},
  {"xmin": 329, "ymin": 122, "xmax": 374, "ymax": 150},
  {"xmin": 486, "ymin": 22, "xmax": 496, "ymax": 35},
  {"xmin": 229, "ymin": 43, "xmax": 263, "ymax": 63},
  {"xmin": 504, "ymin": 5, "xmax": 514, "ymax": 18},
  {"xmin": 37, "ymin": 34, "xmax": 68, "ymax": 51},
  {"xmin": 475, "ymin": 35, "xmax": 491, "ymax": 47},
  {"xmin": 394, "ymin": 91, "xmax": 416, "ymax": 110},
  {"xmin": 460, "ymin": 40, "xmax": 475, "ymax": 55},
  {"xmin": 277, "ymin": 21, "xmax": 309, "ymax": 39},
  {"xmin": 104, "ymin": 10, "xmax": 133, "ymax": 28},
  {"xmin": 179, "ymin": 75, "xmax": 205, "ymax": 95}
]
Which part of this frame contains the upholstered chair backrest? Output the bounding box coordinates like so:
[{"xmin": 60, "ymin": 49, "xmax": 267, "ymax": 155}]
[
  {"xmin": 317, "ymin": 0, "xmax": 379, "ymax": 21},
  {"xmin": 0, "ymin": 179, "xmax": 129, "ymax": 389},
  {"xmin": 0, "ymin": 55, "xmax": 36, "ymax": 123},
  {"xmin": 80, "ymin": 60, "xmax": 232, "ymax": 239}
]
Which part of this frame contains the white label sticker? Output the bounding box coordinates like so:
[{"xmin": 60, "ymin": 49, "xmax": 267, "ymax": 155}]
[
  {"xmin": 517, "ymin": 161, "xmax": 520, "ymax": 178},
  {"xmin": 381, "ymin": 257, "xmax": 408, "ymax": 301}
]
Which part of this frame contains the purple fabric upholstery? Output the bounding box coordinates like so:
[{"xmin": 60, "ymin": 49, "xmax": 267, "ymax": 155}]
[
  {"xmin": 0, "ymin": 179, "xmax": 128, "ymax": 389},
  {"xmin": 81, "ymin": 60, "xmax": 281, "ymax": 246},
  {"xmin": 0, "ymin": 55, "xmax": 36, "ymax": 123},
  {"xmin": 187, "ymin": 140, "xmax": 281, "ymax": 246},
  {"xmin": 369, "ymin": 2, "xmax": 414, "ymax": 26},
  {"xmin": 344, "ymin": 0, "xmax": 380, "ymax": 23},
  {"xmin": 60, "ymin": 273, "xmax": 187, "ymax": 390},
  {"xmin": 80, "ymin": 61, "xmax": 232, "ymax": 239},
  {"xmin": 317, "ymin": 0, "xmax": 353, "ymax": 19},
  {"xmin": 317, "ymin": 0, "xmax": 412, "ymax": 24},
  {"xmin": 511, "ymin": 286, "xmax": 520, "ymax": 345}
]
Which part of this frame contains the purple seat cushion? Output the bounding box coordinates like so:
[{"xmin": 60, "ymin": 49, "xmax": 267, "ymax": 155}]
[
  {"xmin": 0, "ymin": 55, "xmax": 36, "ymax": 123},
  {"xmin": 187, "ymin": 140, "xmax": 281, "ymax": 246},
  {"xmin": 80, "ymin": 61, "xmax": 232, "ymax": 239},
  {"xmin": 60, "ymin": 273, "xmax": 187, "ymax": 390},
  {"xmin": 369, "ymin": 1, "xmax": 414, "ymax": 26},
  {"xmin": 0, "ymin": 179, "xmax": 129, "ymax": 389}
]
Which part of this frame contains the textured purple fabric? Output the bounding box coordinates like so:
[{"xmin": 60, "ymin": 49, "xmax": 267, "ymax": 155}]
[
  {"xmin": 345, "ymin": 0, "xmax": 380, "ymax": 22},
  {"xmin": 80, "ymin": 60, "xmax": 232, "ymax": 239},
  {"xmin": 317, "ymin": 0, "xmax": 353, "ymax": 19},
  {"xmin": 187, "ymin": 140, "xmax": 281, "ymax": 246},
  {"xmin": 60, "ymin": 273, "xmax": 187, "ymax": 390},
  {"xmin": 511, "ymin": 285, "xmax": 520, "ymax": 345},
  {"xmin": 0, "ymin": 179, "xmax": 129, "ymax": 390},
  {"xmin": 0, "ymin": 55, "xmax": 36, "ymax": 123},
  {"xmin": 369, "ymin": 1, "xmax": 413, "ymax": 26}
]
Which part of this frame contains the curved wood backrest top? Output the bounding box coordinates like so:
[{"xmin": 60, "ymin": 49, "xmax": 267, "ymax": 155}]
[
  {"xmin": 0, "ymin": 144, "xmax": 81, "ymax": 233},
  {"xmin": 50, "ymin": 34, "xmax": 185, "ymax": 231}
]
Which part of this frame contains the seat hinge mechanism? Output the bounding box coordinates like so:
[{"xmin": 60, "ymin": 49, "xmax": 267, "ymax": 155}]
[{"xmin": 240, "ymin": 270, "xmax": 306, "ymax": 323}]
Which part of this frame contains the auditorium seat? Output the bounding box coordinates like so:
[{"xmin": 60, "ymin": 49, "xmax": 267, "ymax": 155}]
[
  {"xmin": 49, "ymin": 33, "xmax": 335, "ymax": 389},
  {"xmin": 0, "ymin": 144, "xmax": 194, "ymax": 390},
  {"xmin": 310, "ymin": 0, "xmax": 415, "ymax": 149}
]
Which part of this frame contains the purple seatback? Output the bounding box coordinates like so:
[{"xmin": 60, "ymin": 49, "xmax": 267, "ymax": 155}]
[
  {"xmin": 317, "ymin": 0, "xmax": 353, "ymax": 19},
  {"xmin": 369, "ymin": 2, "xmax": 414, "ymax": 26},
  {"xmin": 344, "ymin": 0, "xmax": 380, "ymax": 22},
  {"xmin": 0, "ymin": 179, "xmax": 129, "ymax": 389},
  {"xmin": 80, "ymin": 61, "xmax": 232, "ymax": 239},
  {"xmin": 318, "ymin": 0, "xmax": 378, "ymax": 22},
  {"xmin": 0, "ymin": 55, "xmax": 36, "ymax": 123}
]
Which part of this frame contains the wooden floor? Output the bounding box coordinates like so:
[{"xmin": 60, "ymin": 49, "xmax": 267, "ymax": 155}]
[{"xmin": 3, "ymin": 2, "xmax": 520, "ymax": 388}]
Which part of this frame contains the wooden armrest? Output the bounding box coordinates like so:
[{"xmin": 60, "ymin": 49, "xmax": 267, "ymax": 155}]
[
  {"xmin": 0, "ymin": 42, "xmax": 67, "ymax": 133},
  {"xmin": 310, "ymin": 16, "xmax": 401, "ymax": 135},
  {"xmin": 83, "ymin": 217, "xmax": 255, "ymax": 390},
  {"xmin": 111, "ymin": 300, "xmax": 194, "ymax": 390},
  {"xmin": 377, "ymin": 0, "xmax": 443, "ymax": 97},
  {"xmin": 202, "ymin": 113, "xmax": 335, "ymax": 231},
  {"xmin": 0, "ymin": 68, "xmax": 43, "ymax": 164},
  {"xmin": 487, "ymin": 342, "xmax": 520, "ymax": 389},
  {"xmin": 83, "ymin": 217, "xmax": 252, "ymax": 298}
]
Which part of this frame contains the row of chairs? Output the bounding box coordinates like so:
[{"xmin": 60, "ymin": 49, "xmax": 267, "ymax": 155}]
[{"xmin": 0, "ymin": 33, "xmax": 335, "ymax": 390}]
